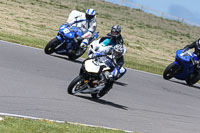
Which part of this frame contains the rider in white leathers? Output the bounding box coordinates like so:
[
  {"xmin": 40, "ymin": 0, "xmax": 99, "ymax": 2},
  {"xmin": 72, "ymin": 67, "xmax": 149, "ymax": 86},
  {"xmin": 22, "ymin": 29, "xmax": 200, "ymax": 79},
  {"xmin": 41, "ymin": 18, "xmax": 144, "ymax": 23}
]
[{"xmin": 66, "ymin": 8, "xmax": 97, "ymax": 52}]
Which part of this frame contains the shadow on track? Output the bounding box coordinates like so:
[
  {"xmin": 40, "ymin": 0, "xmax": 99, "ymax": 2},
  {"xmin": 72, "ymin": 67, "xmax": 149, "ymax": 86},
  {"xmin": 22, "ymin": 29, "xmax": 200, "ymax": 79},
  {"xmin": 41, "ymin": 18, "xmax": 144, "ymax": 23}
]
[
  {"xmin": 75, "ymin": 95, "xmax": 128, "ymax": 110},
  {"xmin": 114, "ymin": 81, "xmax": 128, "ymax": 87},
  {"xmin": 51, "ymin": 55, "xmax": 83, "ymax": 64},
  {"xmin": 170, "ymin": 80, "xmax": 200, "ymax": 90}
]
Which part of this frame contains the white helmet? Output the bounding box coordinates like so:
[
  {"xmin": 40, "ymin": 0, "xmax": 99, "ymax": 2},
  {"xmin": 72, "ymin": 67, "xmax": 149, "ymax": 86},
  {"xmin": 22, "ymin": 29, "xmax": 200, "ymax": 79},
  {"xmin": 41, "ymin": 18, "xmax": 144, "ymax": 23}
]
[
  {"xmin": 112, "ymin": 44, "xmax": 124, "ymax": 59},
  {"xmin": 85, "ymin": 8, "xmax": 95, "ymax": 21}
]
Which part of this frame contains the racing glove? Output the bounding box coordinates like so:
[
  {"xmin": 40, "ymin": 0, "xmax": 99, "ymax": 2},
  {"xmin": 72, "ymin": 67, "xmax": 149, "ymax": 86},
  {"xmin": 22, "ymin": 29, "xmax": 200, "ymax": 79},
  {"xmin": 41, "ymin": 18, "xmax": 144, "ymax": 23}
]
[
  {"xmin": 182, "ymin": 48, "xmax": 189, "ymax": 52},
  {"xmin": 111, "ymin": 67, "xmax": 120, "ymax": 77},
  {"xmin": 80, "ymin": 43, "xmax": 87, "ymax": 49}
]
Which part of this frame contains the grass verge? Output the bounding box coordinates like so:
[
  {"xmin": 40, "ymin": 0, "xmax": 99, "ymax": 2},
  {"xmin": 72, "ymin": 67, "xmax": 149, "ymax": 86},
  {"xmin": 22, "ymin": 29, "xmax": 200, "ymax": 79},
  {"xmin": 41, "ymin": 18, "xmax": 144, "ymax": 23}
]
[{"xmin": 0, "ymin": 116, "xmax": 135, "ymax": 133}]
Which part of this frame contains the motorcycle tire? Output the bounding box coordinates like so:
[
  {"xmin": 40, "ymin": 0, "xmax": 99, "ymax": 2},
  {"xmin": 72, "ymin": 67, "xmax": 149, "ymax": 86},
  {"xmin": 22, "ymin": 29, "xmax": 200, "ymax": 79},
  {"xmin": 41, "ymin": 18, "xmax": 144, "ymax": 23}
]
[
  {"xmin": 186, "ymin": 73, "xmax": 200, "ymax": 86},
  {"xmin": 68, "ymin": 55, "xmax": 79, "ymax": 60},
  {"xmin": 186, "ymin": 79, "xmax": 194, "ymax": 86},
  {"xmin": 68, "ymin": 48, "xmax": 86, "ymax": 60},
  {"xmin": 44, "ymin": 37, "xmax": 60, "ymax": 55},
  {"xmin": 68, "ymin": 76, "xmax": 82, "ymax": 95},
  {"xmin": 163, "ymin": 63, "xmax": 178, "ymax": 80}
]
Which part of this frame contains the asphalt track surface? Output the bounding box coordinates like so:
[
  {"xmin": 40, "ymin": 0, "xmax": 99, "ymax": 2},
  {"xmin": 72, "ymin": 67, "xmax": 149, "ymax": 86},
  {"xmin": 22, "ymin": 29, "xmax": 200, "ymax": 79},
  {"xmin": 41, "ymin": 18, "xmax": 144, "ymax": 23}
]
[{"xmin": 0, "ymin": 40, "xmax": 200, "ymax": 133}]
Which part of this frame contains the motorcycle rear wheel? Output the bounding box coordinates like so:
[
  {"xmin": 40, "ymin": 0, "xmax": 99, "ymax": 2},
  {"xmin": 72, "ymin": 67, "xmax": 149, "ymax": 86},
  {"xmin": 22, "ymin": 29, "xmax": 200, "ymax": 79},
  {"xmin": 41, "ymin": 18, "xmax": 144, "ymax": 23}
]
[
  {"xmin": 68, "ymin": 76, "xmax": 83, "ymax": 95},
  {"xmin": 186, "ymin": 73, "xmax": 200, "ymax": 86},
  {"xmin": 163, "ymin": 63, "xmax": 178, "ymax": 80},
  {"xmin": 186, "ymin": 79, "xmax": 194, "ymax": 86},
  {"xmin": 68, "ymin": 48, "xmax": 86, "ymax": 60},
  {"xmin": 44, "ymin": 37, "xmax": 60, "ymax": 55}
]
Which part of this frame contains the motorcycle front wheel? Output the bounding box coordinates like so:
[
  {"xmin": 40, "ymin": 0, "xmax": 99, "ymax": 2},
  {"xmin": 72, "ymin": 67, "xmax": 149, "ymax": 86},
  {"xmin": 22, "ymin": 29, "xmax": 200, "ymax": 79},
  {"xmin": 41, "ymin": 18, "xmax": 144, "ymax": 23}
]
[
  {"xmin": 44, "ymin": 37, "xmax": 60, "ymax": 55},
  {"xmin": 163, "ymin": 63, "xmax": 178, "ymax": 80},
  {"xmin": 68, "ymin": 76, "xmax": 83, "ymax": 95}
]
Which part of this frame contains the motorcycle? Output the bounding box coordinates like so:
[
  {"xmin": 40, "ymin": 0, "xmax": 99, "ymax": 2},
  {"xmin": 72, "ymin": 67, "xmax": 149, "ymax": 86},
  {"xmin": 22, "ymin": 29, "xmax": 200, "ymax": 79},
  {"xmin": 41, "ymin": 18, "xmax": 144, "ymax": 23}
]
[
  {"xmin": 163, "ymin": 49, "xmax": 200, "ymax": 85},
  {"xmin": 88, "ymin": 38, "xmax": 127, "ymax": 80},
  {"xmin": 67, "ymin": 54, "xmax": 115, "ymax": 99},
  {"xmin": 44, "ymin": 10, "xmax": 98, "ymax": 60}
]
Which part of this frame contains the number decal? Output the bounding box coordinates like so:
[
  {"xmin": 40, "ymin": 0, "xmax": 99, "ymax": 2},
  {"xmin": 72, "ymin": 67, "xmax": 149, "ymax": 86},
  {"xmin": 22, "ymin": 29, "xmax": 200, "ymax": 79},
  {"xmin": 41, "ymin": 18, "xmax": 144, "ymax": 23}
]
[{"xmin": 63, "ymin": 28, "xmax": 70, "ymax": 34}]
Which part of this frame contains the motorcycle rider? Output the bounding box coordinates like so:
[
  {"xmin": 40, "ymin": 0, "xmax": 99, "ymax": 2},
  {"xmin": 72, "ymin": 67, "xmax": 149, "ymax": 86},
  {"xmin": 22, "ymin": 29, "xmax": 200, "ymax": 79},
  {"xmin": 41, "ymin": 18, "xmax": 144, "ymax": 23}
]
[
  {"xmin": 93, "ymin": 25, "xmax": 126, "ymax": 80},
  {"xmin": 66, "ymin": 8, "xmax": 97, "ymax": 54},
  {"xmin": 183, "ymin": 38, "xmax": 200, "ymax": 82},
  {"xmin": 109, "ymin": 44, "xmax": 126, "ymax": 80},
  {"xmin": 99, "ymin": 25, "xmax": 123, "ymax": 46},
  {"xmin": 93, "ymin": 43, "xmax": 126, "ymax": 81}
]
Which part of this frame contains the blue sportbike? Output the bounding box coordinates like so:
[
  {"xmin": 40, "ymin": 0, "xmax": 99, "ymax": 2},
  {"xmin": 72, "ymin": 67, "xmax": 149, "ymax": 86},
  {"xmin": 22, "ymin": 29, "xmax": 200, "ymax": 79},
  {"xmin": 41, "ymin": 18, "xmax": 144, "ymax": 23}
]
[
  {"xmin": 44, "ymin": 24, "xmax": 98, "ymax": 60},
  {"xmin": 163, "ymin": 49, "xmax": 200, "ymax": 86}
]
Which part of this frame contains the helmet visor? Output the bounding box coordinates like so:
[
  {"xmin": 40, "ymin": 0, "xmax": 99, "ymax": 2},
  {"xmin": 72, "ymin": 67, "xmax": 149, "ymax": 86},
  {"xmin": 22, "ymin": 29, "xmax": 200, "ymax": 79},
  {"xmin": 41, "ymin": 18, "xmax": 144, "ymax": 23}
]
[
  {"xmin": 86, "ymin": 14, "xmax": 94, "ymax": 20},
  {"xmin": 111, "ymin": 31, "xmax": 118, "ymax": 36},
  {"xmin": 113, "ymin": 50, "xmax": 120, "ymax": 59}
]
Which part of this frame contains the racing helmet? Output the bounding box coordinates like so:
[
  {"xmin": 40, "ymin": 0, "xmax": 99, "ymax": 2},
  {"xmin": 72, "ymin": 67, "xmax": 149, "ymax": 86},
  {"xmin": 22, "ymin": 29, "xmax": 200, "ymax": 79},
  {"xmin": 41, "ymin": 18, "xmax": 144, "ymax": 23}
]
[
  {"xmin": 85, "ymin": 8, "xmax": 95, "ymax": 21},
  {"xmin": 112, "ymin": 44, "xmax": 124, "ymax": 59},
  {"xmin": 111, "ymin": 25, "xmax": 121, "ymax": 38}
]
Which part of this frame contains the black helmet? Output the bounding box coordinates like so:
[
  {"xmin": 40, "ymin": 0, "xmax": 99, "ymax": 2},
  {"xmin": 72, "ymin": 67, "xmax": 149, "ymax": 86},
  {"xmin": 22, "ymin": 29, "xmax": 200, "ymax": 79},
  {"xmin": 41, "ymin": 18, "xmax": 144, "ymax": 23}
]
[
  {"xmin": 111, "ymin": 25, "xmax": 121, "ymax": 38},
  {"xmin": 85, "ymin": 8, "xmax": 95, "ymax": 21}
]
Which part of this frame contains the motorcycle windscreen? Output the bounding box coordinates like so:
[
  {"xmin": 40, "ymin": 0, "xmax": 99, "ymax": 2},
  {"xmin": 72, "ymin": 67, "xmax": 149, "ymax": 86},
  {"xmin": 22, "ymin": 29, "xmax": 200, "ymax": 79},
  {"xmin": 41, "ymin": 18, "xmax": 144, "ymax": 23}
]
[
  {"xmin": 85, "ymin": 60, "xmax": 100, "ymax": 73},
  {"xmin": 67, "ymin": 10, "xmax": 85, "ymax": 28}
]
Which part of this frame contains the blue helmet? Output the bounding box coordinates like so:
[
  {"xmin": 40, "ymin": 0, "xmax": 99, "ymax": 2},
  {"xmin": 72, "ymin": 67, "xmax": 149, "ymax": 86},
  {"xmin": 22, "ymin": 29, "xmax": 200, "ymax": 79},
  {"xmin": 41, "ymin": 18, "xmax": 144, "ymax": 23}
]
[{"xmin": 85, "ymin": 8, "xmax": 95, "ymax": 20}]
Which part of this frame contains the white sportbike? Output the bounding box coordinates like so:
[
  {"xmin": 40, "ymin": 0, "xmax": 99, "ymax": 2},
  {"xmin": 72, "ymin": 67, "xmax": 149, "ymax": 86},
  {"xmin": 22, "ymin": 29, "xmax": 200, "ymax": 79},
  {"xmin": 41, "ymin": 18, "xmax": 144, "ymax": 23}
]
[
  {"xmin": 68, "ymin": 54, "xmax": 115, "ymax": 99},
  {"xmin": 88, "ymin": 38, "xmax": 126, "ymax": 80}
]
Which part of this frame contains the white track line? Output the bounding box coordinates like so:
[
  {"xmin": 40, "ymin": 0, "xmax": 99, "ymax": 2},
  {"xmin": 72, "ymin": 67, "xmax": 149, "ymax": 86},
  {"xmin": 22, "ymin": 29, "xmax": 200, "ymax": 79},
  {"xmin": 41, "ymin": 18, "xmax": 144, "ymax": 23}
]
[{"xmin": 0, "ymin": 112, "xmax": 133, "ymax": 132}]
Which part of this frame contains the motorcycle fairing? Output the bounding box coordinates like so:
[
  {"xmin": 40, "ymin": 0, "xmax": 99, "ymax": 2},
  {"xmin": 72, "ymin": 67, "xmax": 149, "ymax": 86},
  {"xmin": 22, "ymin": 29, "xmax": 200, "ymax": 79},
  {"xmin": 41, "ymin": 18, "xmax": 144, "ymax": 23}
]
[{"xmin": 174, "ymin": 49, "xmax": 198, "ymax": 80}]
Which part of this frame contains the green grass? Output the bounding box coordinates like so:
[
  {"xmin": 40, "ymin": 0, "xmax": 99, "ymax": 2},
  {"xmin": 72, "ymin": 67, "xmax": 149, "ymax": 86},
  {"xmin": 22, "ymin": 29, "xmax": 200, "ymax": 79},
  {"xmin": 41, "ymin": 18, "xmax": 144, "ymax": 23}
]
[
  {"xmin": 0, "ymin": 31, "xmax": 47, "ymax": 48},
  {"xmin": 0, "ymin": 116, "xmax": 134, "ymax": 133}
]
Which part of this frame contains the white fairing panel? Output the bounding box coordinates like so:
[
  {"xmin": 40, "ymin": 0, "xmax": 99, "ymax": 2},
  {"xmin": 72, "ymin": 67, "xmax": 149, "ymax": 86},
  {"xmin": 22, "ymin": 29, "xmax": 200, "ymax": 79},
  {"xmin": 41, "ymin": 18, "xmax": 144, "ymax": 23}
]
[
  {"xmin": 89, "ymin": 39, "xmax": 112, "ymax": 54},
  {"xmin": 85, "ymin": 60, "xmax": 100, "ymax": 73}
]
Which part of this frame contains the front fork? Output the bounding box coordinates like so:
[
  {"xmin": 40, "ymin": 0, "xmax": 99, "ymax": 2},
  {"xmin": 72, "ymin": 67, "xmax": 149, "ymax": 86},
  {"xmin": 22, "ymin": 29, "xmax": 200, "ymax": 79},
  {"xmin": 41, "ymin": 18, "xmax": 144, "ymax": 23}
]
[
  {"xmin": 173, "ymin": 61, "xmax": 182, "ymax": 74},
  {"xmin": 56, "ymin": 34, "xmax": 64, "ymax": 43}
]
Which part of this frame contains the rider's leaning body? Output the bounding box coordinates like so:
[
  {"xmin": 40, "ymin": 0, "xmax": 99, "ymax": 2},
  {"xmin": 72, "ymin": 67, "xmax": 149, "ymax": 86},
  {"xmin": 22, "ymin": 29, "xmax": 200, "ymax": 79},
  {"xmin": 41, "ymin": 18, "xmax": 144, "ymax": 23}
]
[
  {"xmin": 184, "ymin": 38, "xmax": 200, "ymax": 59},
  {"xmin": 92, "ymin": 25, "xmax": 126, "ymax": 80},
  {"xmin": 67, "ymin": 8, "xmax": 97, "ymax": 50}
]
